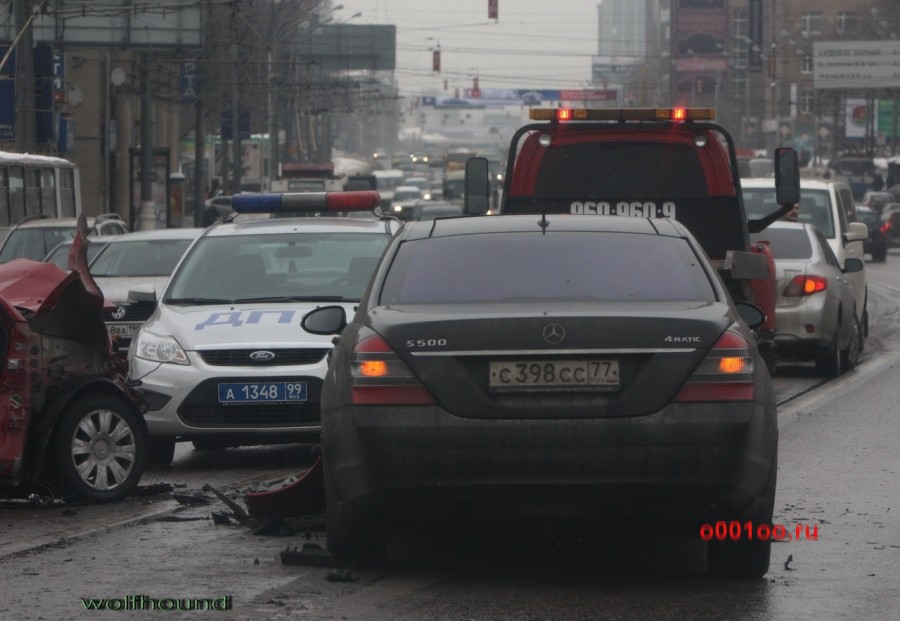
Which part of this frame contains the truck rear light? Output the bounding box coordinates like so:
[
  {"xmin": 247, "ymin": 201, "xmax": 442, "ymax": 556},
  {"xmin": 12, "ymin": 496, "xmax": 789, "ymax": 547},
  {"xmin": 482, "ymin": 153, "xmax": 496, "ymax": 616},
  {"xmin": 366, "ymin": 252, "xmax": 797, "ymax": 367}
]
[
  {"xmin": 674, "ymin": 329, "xmax": 755, "ymax": 402},
  {"xmin": 351, "ymin": 334, "xmax": 436, "ymax": 405},
  {"xmin": 783, "ymin": 274, "xmax": 827, "ymax": 297},
  {"xmin": 529, "ymin": 107, "xmax": 716, "ymax": 122}
]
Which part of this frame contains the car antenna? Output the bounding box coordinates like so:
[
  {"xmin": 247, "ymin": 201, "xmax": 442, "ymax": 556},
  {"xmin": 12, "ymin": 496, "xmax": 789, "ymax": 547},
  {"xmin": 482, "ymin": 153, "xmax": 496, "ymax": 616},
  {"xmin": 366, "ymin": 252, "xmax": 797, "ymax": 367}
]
[{"xmin": 538, "ymin": 209, "xmax": 549, "ymax": 235}]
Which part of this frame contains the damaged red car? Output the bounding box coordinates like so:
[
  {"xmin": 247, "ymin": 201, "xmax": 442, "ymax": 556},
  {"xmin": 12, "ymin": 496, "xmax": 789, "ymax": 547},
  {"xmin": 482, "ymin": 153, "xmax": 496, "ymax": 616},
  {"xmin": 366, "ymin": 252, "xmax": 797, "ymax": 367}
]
[{"xmin": 0, "ymin": 231, "xmax": 148, "ymax": 503}]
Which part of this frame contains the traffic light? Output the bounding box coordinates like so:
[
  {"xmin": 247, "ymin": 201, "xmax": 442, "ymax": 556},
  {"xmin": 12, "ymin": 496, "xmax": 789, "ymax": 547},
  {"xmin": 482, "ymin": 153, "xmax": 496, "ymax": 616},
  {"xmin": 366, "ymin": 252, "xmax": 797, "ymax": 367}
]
[{"xmin": 696, "ymin": 78, "xmax": 704, "ymax": 94}]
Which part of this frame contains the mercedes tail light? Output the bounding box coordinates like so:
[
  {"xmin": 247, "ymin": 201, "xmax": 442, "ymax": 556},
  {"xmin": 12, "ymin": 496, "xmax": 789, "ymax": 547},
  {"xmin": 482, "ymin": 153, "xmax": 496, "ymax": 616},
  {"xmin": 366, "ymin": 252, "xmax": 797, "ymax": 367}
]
[
  {"xmin": 350, "ymin": 334, "xmax": 435, "ymax": 405},
  {"xmin": 674, "ymin": 329, "xmax": 755, "ymax": 402}
]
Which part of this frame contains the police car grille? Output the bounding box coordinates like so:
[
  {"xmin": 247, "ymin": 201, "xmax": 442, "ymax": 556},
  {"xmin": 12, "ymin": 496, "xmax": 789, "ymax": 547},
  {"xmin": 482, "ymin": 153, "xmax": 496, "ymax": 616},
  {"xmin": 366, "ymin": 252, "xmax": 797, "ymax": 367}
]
[
  {"xmin": 198, "ymin": 348, "xmax": 329, "ymax": 366},
  {"xmin": 102, "ymin": 301, "xmax": 156, "ymax": 322},
  {"xmin": 177, "ymin": 377, "xmax": 323, "ymax": 428}
]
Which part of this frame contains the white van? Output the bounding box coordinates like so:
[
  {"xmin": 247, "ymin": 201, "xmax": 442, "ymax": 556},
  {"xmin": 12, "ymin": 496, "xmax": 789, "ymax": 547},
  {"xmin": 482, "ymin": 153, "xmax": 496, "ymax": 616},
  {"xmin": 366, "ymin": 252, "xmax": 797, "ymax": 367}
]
[
  {"xmin": 743, "ymin": 178, "xmax": 869, "ymax": 340},
  {"xmin": 372, "ymin": 169, "xmax": 405, "ymax": 208}
]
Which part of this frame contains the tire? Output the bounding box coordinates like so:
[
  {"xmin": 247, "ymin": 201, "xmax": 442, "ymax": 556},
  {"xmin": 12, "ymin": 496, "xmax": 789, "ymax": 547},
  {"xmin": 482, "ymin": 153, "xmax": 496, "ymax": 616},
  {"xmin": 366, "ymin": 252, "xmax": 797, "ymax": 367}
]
[
  {"xmin": 708, "ymin": 453, "xmax": 776, "ymax": 579},
  {"xmin": 53, "ymin": 395, "xmax": 146, "ymax": 503},
  {"xmin": 815, "ymin": 328, "xmax": 842, "ymax": 378},
  {"xmin": 146, "ymin": 437, "xmax": 176, "ymax": 466},
  {"xmin": 874, "ymin": 246, "xmax": 887, "ymax": 263},
  {"xmin": 841, "ymin": 313, "xmax": 862, "ymax": 371},
  {"xmin": 324, "ymin": 456, "xmax": 387, "ymax": 565}
]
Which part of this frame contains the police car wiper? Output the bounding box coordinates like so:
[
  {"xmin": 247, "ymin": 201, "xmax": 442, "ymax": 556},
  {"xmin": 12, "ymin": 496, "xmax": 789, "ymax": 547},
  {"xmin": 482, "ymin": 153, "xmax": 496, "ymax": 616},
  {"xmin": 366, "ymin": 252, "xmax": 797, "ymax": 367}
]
[{"xmin": 164, "ymin": 297, "xmax": 234, "ymax": 305}]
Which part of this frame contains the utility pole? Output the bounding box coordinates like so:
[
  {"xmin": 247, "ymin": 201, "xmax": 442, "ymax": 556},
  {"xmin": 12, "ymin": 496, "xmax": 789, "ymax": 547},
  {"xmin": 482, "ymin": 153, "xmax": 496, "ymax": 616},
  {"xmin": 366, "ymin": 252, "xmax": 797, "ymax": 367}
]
[
  {"xmin": 138, "ymin": 53, "xmax": 156, "ymax": 231},
  {"xmin": 13, "ymin": 0, "xmax": 36, "ymax": 152}
]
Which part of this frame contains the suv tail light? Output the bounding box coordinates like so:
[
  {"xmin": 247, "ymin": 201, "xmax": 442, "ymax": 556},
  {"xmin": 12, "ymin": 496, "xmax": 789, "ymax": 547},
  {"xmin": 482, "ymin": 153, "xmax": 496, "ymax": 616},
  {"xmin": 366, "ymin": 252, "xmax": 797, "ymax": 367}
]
[
  {"xmin": 351, "ymin": 334, "xmax": 435, "ymax": 405},
  {"xmin": 783, "ymin": 274, "xmax": 827, "ymax": 297},
  {"xmin": 674, "ymin": 329, "xmax": 755, "ymax": 402}
]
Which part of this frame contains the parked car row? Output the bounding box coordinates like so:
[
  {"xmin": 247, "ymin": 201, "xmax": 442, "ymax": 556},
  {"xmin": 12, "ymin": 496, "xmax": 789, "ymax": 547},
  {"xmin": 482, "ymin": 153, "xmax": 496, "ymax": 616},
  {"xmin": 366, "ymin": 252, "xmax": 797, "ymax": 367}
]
[{"xmin": 743, "ymin": 178, "xmax": 868, "ymax": 377}]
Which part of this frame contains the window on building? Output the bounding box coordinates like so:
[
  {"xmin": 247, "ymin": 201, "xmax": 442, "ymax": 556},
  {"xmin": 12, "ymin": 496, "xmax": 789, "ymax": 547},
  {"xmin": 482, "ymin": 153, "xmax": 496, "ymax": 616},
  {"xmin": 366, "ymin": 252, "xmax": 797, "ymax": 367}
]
[
  {"xmin": 732, "ymin": 8, "xmax": 749, "ymax": 69},
  {"xmin": 800, "ymin": 90, "xmax": 816, "ymax": 115},
  {"xmin": 836, "ymin": 11, "xmax": 858, "ymax": 35},
  {"xmin": 800, "ymin": 51, "xmax": 813, "ymax": 74},
  {"xmin": 801, "ymin": 11, "xmax": 823, "ymax": 35}
]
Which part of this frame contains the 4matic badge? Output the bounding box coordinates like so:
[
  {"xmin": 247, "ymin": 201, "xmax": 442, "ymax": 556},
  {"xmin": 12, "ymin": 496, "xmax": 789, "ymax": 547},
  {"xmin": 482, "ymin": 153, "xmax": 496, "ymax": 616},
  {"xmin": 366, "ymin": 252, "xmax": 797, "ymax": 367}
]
[{"xmin": 664, "ymin": 335, "xmax": 701, "ymax": 343}]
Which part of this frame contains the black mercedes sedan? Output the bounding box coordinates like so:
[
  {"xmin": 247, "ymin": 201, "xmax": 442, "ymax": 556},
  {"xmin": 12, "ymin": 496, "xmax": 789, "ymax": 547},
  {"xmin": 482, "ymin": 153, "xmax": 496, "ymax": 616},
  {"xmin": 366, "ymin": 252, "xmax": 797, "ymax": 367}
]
[{"xmin": 304, "ymin": 214, "xmax": 778, "ymax": 578}]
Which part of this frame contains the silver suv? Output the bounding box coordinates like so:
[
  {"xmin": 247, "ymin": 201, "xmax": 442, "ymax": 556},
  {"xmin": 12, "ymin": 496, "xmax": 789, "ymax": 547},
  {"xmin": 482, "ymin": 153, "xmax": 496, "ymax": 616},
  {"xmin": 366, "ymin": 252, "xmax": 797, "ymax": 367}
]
[{"xmin": 743, "ymin": 178, "xmax": 868, "ymax": 341}]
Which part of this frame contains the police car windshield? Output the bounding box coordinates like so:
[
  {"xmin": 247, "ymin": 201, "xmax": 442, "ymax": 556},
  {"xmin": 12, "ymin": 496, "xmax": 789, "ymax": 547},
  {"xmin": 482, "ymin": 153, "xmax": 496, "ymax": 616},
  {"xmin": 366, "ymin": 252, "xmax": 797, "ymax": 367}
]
[{"xmin": 165, "ymin": 232, "xmax": 389, "ymax": 303}]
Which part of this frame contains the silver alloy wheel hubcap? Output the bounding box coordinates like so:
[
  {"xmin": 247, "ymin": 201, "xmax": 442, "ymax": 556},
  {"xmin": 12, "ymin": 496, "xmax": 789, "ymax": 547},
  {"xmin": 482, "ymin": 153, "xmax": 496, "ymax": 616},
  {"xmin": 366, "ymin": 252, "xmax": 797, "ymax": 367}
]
[{"xmin": 71, "ymin": 409, "xmax": 136, "ymax": 491}]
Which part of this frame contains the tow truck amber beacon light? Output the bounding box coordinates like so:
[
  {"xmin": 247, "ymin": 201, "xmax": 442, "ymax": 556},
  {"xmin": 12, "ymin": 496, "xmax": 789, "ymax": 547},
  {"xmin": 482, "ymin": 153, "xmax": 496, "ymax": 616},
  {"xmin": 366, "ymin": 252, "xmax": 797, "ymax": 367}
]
[
  {"xmin": 231, "ymin": 191, "xmax": 382, "ymax": 214},
  {"xmin": 529, "ymin": 107, "xmax": 717, "ymax": 123}
]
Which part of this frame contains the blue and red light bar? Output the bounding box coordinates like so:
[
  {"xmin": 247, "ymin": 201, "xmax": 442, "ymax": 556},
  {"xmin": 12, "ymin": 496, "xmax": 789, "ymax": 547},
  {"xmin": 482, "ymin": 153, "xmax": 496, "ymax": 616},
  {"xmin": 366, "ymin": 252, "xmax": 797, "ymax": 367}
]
[
  {"xmin": 231, "ymin": 191, "xmax": 381, "ymax": 214},
  {"xmin": 529, "ymin": 107, "xmax": 716, "ymax": 122}
]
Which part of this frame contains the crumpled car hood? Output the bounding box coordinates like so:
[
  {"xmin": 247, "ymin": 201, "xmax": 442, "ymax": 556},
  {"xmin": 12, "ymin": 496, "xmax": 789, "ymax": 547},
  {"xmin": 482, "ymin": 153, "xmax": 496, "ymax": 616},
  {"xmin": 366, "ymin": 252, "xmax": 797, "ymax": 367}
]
[{"xmin": 0, "ymin": 226, "xmax": 112, "ymax": 348}]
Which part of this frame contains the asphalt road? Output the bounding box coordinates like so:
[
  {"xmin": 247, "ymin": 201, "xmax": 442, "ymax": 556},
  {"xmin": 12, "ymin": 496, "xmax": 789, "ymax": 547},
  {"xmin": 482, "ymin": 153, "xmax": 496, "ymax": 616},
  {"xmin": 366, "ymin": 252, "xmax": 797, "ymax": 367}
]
[{"xmin": 1, "ymin": 255, "xmax": 899, "ymax": 620}]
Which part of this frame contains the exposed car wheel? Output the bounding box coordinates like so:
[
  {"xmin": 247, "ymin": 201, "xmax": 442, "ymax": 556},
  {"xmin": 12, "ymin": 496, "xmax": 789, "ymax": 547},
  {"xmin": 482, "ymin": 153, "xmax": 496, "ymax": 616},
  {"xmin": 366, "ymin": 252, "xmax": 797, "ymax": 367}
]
[
  {"xmin": 841, "ymin": 313, "xmax": 862, "ymax": 370},
  {"xmin": 815, "ymin": 328, "xmax": 842, "ymax": 378},
  {"xmin": 146, "ymin": 437, "xmax": 176, "ymax": 466},
  {"xmin": 708, "ymin": 453, "xmax": 776, "ymax": 579},
  {"xmin": 53, "ymin": 395, "xmax": 146, "ymax": 503},
  {"xmin": 324, "ymin": 456, "xmax": 387, "ymax": 565},
  {"xmin": 874, "ymin": 246, "xmax": 887, "ymax": 262}
]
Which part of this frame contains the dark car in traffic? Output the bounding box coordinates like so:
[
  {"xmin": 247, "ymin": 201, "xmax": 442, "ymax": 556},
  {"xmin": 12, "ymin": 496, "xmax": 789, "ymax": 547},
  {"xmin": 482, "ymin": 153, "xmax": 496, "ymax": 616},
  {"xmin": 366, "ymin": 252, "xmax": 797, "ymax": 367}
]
[
  {"xmin": 855, "ymin": 205, "xmax": 887, "ymax": 262},
  {"xmin": 881, "ymin": 205, "xmax": 900, "ymax": 249},
  {"xmin": 305, "ymin": 214, "xmax": 778, "ymax": 579}
]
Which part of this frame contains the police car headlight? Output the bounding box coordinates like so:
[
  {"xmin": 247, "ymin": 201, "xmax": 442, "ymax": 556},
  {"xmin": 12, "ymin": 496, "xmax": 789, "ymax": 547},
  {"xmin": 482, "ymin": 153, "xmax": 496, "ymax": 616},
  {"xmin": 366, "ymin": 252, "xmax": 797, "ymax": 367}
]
[{"xmin": 133, "ymin": 330, "xmax": 190, "ymax": 365}]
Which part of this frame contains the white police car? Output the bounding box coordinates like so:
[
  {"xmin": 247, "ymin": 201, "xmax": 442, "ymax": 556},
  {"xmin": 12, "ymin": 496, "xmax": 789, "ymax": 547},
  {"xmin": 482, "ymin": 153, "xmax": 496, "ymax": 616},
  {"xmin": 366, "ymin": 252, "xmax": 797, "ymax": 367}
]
[{"xmin": 127, "ymin": 191, "xmax": 400, "ymax": 464}]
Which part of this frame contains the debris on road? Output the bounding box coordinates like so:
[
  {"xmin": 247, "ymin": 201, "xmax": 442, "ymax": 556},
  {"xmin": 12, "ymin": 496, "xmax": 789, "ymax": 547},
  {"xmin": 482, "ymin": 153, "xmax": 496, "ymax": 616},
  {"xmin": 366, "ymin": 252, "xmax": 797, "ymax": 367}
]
[
  {"xmin": 327, "ymin": 569, "xmax": 360, "ymax": 583},
  {"xmin": 244, "ymin": 457, "xmax": 325, "ymax": 519},
  {"xmin": 202, "ymin": 483, "xmax": 251, "ymax": 525},
  {"xmin": 280, "ymin": 543, "xmax": 334, "ymax": 567},
  {"xmin": 172, "ymin": 492, "xmax": 213, "ymax": 506}
]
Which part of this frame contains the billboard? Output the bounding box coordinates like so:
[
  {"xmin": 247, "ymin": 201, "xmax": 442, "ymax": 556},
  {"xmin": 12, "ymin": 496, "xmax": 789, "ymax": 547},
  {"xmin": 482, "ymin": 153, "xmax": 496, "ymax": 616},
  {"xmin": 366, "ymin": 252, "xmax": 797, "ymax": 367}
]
[
  {"xmin": 814, "ymin": 41, "xmax": 900, "ymax": 90},
  {"xmin": 294, "ymin": 24, "xmax": 396, "ymax": 71}
]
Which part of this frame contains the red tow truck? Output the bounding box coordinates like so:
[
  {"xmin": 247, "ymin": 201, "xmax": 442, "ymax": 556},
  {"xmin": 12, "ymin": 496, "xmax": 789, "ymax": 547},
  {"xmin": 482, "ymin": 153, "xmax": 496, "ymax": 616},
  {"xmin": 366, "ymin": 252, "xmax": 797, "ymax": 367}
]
[{"xmin": 463, "ymin": 107, "xmax": 800, "ymax": 370}]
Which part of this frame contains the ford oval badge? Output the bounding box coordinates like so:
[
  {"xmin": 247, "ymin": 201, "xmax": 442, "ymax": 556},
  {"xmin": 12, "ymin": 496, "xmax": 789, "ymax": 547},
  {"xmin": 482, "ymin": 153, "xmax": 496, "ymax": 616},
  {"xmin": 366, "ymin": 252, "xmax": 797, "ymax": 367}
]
[{"xmin": 249, "ymin": 351, "xmax": 275, "ymax": 362}]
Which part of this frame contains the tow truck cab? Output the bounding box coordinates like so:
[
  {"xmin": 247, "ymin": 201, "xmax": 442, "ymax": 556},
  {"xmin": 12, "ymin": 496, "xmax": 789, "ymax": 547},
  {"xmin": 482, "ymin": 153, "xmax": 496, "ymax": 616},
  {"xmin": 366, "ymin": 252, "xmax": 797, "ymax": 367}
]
[{"xmin": 464, "ymin": 107, "xmax": 800, "ymax": 363}]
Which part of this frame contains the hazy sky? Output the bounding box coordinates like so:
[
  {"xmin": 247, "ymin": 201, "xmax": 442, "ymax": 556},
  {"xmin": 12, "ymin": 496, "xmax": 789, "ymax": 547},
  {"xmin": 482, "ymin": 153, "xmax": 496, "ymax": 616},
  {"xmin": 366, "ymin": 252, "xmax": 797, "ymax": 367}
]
[{"xmin": 331, "ymin": 1, "xmax": 601, "ymax": 95}]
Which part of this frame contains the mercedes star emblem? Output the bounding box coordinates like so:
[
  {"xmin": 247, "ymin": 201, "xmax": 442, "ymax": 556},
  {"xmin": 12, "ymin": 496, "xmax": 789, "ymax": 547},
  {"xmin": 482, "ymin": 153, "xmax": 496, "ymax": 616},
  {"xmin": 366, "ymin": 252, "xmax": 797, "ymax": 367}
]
[{"xmin": 542, "ymin": 323, "xmax": 566, "ymax": 345}]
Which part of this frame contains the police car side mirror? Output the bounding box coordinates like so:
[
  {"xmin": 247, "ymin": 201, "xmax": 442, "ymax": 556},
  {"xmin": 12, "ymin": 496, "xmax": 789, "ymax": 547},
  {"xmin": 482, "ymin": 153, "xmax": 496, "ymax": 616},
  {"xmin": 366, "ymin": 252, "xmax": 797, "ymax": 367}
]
[
  {"xmin": 302, "ymin": 305, "xmax": 347, "ymax": 335},
  {"xmin": 464, "ymin": 157, "xmax": 490, "ymax": 215}
]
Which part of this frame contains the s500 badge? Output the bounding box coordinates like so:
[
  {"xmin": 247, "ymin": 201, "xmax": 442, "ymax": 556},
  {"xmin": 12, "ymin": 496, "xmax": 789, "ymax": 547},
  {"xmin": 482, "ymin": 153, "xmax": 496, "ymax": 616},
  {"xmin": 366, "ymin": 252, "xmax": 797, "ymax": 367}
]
[{"xmin": 406, "ymin": 338, "xmax": 447, "ymax": 348}]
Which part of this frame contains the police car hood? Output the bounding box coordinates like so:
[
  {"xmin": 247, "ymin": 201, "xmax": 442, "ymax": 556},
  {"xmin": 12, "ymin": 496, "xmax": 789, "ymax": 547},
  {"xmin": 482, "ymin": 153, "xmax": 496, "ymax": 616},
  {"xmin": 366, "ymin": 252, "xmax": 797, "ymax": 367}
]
[{"xmin": 155, "ymin": 301, "xmax": 358, "ymax": 349}]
